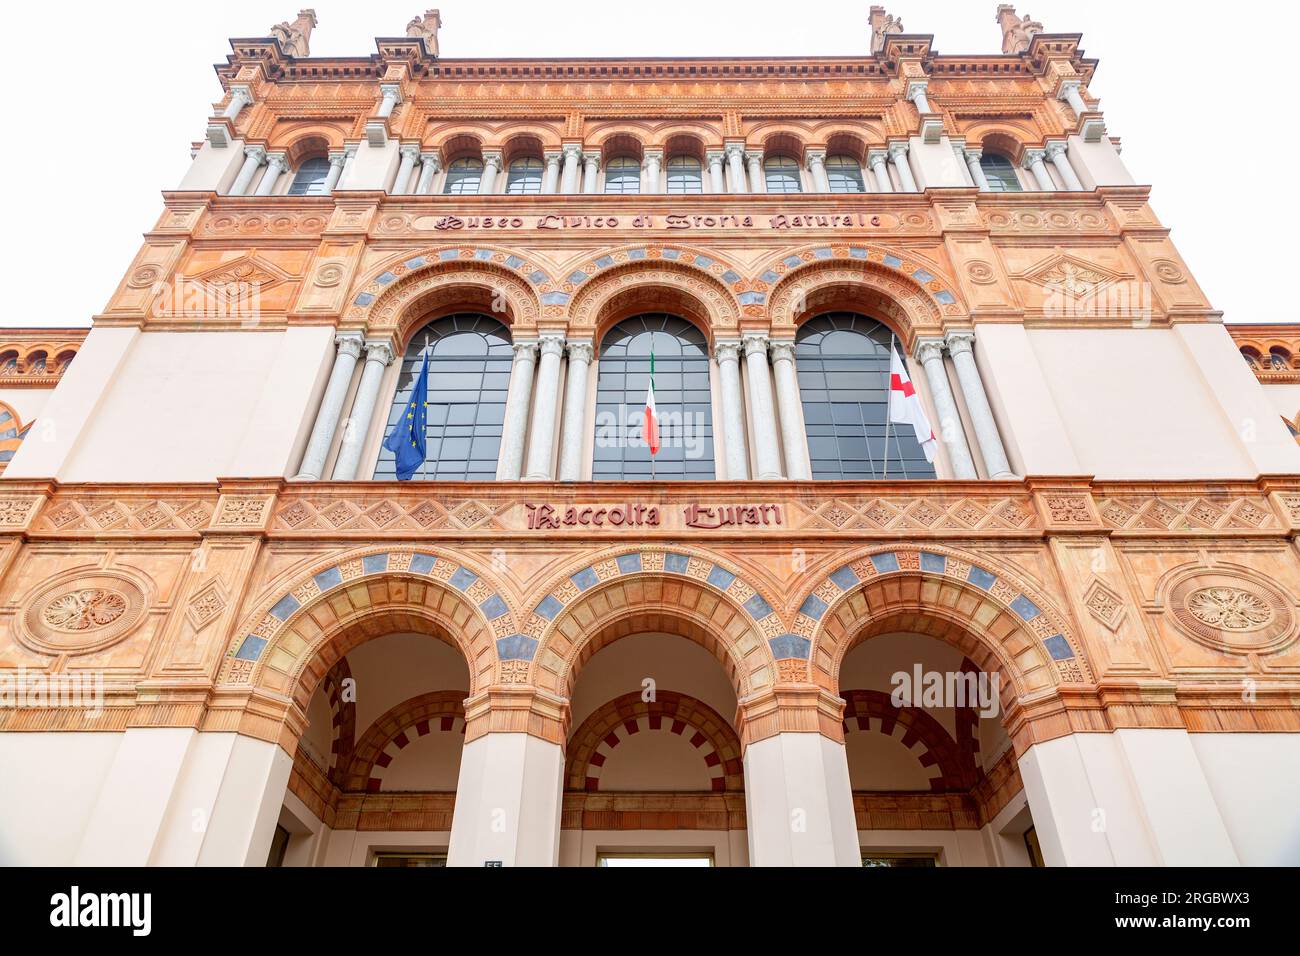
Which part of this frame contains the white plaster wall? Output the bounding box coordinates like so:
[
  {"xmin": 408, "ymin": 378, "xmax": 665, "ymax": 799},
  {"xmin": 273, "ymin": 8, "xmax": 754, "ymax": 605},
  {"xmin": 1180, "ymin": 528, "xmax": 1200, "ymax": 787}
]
[
  {"xmin": 178, "ymin": 140, "xmax": 249, "ymax": 193},
  {"xmin": 858, "ymin": 829, "xmax": 992, "ymax": 866},
  {"xmin": 597, "ymin": 731, "xmax": 715, "ymax": 791},
  {"xmin": 341, "ymin": 632, "xmax": 469, "ymax": 733},
  {"xmin": 1260, "ymin": 382, "xmax": 1300, "ymax": 425},
  {"xmin": 1067, "ymin": 135, "xmax": 1135, "ymax": 189},
  {"xmin": 322, "ymin": 830, "xmax": 450, "ymax": 866},
  {"xmin": 559, "ymin": 829, "xmax": 747, "ymax": 866},
  {"xmin": 0, "ymin": 388, "xmax": 52, "ymax": 426},
  {"xmin": 382, "ymin": 732, "xmax": 463, "ymax": 791},
  {"xmin": 1190, "ymin": 733, "xmax": 1300, "ymax": 866}
]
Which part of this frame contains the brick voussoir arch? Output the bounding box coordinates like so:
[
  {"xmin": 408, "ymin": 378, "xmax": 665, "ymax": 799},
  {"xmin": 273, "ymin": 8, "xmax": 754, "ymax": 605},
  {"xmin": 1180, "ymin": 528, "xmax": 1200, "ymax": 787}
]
[
  {"xmin": 342, "ymin": 690, "xmax": 466, "ymax": 792},
  {"xmin": 798, "ymin": 544, "xmax": 1091, "ymax": 696},
  {"xmin": 516, "ymin": 546, "xmax": 784, "ymax": 697},
  {"xmin": 220, "ymin": 546, "xmax": 518, "ymax": 704},
  {"xmin": 842, "ymin": 689, "xmax": 979, "ymax": 793},
  {"xmin": 566, "ymin": 691, "xmax": 744, "ymax": 792}
]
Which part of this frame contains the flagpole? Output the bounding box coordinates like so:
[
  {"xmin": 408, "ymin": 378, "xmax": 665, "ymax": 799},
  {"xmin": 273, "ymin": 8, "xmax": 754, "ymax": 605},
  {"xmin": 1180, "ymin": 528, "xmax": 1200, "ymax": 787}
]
[
  {"xmin": 419, "ymin": 347, "xmax": 429, "ymax": 483},
  {"xmin": 650, "ymin": 330, "xmax": 656, "ymax": 482},
  {"xmin": 882, "ymin": 333, "xmax": 896, "ymax": 480}
]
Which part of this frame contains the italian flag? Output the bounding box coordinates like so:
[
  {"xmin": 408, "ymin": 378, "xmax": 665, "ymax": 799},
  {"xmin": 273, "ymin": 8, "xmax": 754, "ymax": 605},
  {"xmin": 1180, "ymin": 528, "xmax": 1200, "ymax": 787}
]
[
  {"xmin": 644, "ymin": 349, "xmax": 661, "ymax": 455},
  {"xmin": 889, "ymin": 347, "xmax": 937, "ymax": 463}
]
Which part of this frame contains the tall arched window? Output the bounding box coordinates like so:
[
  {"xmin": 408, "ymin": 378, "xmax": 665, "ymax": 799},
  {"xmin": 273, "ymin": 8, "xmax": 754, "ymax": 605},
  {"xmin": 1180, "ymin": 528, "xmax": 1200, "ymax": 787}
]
[
  {"xmin": 604, "ymin": 157, "xmax": 642, "ymax": 194},
  {"xmin": 373, "ymin": 314, "xmax": 512, "ymax": 481},
  {"xmin": 287, "ymin": 156, "xmax": 332, "ymax": 196},
  {"xmin": 764, "ymin": 156, "xmax": 802, "ymax": 194},
  {"xmin": 666, "ymin": 155, "xmax": 703, "ymax": 194},
  {"xmin": 443, "ymin": 158, "xmax": 484, "ymax": 194},
  {"xmin": 797, "ymin": 313, "xmax": 937, "ymax": 480},
  {"xmin": 826, "ymin": 155, "xmax": 865, "ymax": 193},
  {"xmin": 979, "ymin": 154, "xmax": 1022, "ymax": 193},
  {"xmin": 505, "ymin": 157, "xmax": 544, "ymax": 194},
  {"xmin": 594, "ymin": 315, "xmax": 714, "ymax": 480}
]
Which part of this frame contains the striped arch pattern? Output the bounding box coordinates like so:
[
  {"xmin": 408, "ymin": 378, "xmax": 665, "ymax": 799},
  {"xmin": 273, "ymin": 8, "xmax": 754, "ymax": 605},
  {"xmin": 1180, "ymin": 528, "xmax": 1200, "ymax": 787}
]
[
  {"xmin": 560, "ymin": 242, "xmax": 753, "ymax": 305},
  {"xmin": 761, "ymin": 243, "xmax": 962, "ymax": 316},
  {"xmin": 341, "ymin": 691, "xmax": 466, "ymax": 793},
  {"xmin": 321, "ymin": 657, "xmax": 356, "ymax": 782},
  {"xmin": 841, "ymin": 689, "xmax": 979, "ymax": 793},
  {"xmin": 566, "ymin": 692, "xmax": 743, "ymax": 793}
]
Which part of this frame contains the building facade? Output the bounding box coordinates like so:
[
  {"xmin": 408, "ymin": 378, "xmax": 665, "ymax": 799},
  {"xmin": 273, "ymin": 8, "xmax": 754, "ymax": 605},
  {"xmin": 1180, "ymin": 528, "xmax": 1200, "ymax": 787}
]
[{"xmin": 2, "ymin": 6, "xmax": 1299, "ymax": 868}]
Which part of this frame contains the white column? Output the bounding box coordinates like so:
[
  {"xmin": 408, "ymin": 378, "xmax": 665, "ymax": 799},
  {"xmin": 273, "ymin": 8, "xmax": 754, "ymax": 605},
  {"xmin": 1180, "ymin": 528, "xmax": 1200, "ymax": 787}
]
[
  {"xmin": 559, "ymin": 144, "xmax": 583, "ymax": 194},
  {"xmin": 228, "ymin": 145, "xmax": 266, "ymax": 196},
  {"xmin": 542, "ymin": 150, "xmax": 562, "ymax": 194},
  {"xmin": 253, "ymin": 151, "xmax": 287, "ymax": 196},
  {"xmin": 479, "ymin": 150, "xmax": 503, "ymax": 194},
  {"xmin": 558, "ymin": 340, "xmax": 594, "ymax": 482},
  {"xmin": 906, "ymin": 79, "xmax": 932, "ymax": 115},
  {"xmin": 330, "ymin": 341, "xmax": 395, "ymax": 481},
  {"xmin": 945, "ymin": 331, "xmax": 1014, "ymax": 479},
  {"xmin": 415, "ymin": 152, "xmax": 440, "ymax": 194},
  {"xmin": 805, "ymin": 149, "xmax": 830, "ymax": 193},
  {"xmin": 964, "ymin": 148, "xmax": 992, "ymax": 191},
  {"xmin": 499, "ymin": 340, "xmax": 539, "ymax": 480},
  {"xmin": 393, "ymin": 144, "xmax": 420, "ymax": 194},
  {"xmin": 725, "ymin": 143, "xmax": 747, "ymax": 193},
  {"xmin": 295, "ymin": 333, "xmax": 364, "ymax": 480},
  {"xmin": 770, "ymin": 340, "xmax": 810, "ymax": 480},
  {"xmin": 376, "ymin": 83, "xmax": 402, "ymax": 119},
  {"xmin": 222, "ymin": 85, "xmax": 253, "ymax": 120},
  {"xmin": 714, "ymin": 340, "xmax": 749, "ymax": 481},
  {"xmin": 951, "ymin": 139, "xmax": 975, "ymax": 187},
  {"xmin": 524, "ymin": 333, "xmax": 566, "ymax": 480},
  {"xmin": 744, "ymin": 733, "xmax": 861, "ymax": 867},
  {"xmin": 867, "ymin": 150, "xmax": 893, "ymax": 192},
  {"xmin": 1023, "ymin": 148, "xmax": 1056, "ymax": 191},
  {"xmin": 581, "ymin": 152, "xmax": 600, "ymax": 194},
  {"xmin": 1058, "ymin": 80, "xmax": 1089, "ymax": 117},
  {"xmin": 915, "ymin": 339, "xmax": 977, "ymax": 480},
  {"xmin": 1045, "ymin": 141, "xmax": 1084, "ymax": 192},
  {"xmin": 743, "ymin": 334, "xmax": 784, "ymax": 480},
  {"xmin": 323, "ymin": 151, "xmax": 347, "ymax": 193},
  {"xmin": 642, "ymin": 148, "xmax": 663, "ymax": 194},
  {"xmin": 746, "ymin": 150, "xmax": 766, "ymax": 193},
  {"xmin": 706, "ymin": 149, "xmax": 727, "ymax": 193},
  {"xmin": 888, "ymin": 142, "xmax": 917, "ymax": 192}
]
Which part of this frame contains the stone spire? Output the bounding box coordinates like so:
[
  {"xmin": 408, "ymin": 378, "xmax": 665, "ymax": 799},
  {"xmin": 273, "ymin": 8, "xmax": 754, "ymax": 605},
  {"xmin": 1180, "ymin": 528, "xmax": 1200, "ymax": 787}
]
[
  {"xmin": 996, "ymin": 5, "xmax": 1043, "ymax": 55},
  {"xmin": 869, "ymin": 6, "xmax": 905, "ymax": 54},
  {"xmin": 406, "ymin": 9, "xmax": 442, "ymax": 56},
  {"xmin": 270, "ymin": 9, "xmax": 317, "ymax": 58}
]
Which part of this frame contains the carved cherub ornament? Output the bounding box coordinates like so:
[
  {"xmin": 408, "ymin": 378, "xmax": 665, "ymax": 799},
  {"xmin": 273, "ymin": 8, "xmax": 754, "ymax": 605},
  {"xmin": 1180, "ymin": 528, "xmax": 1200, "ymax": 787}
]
[
  {"xmin": 406, "ymin": 9, "xmax": 442, "ymax": 55},
  {"xmin": 869, "ymin": 6, "xmax": 905, "ymax": 54},
  {"xmin": 997, "ymin": 4, "xmax": 1043, "ymax": 54},
  {"xmin": 271, "ymin": 9, "xmax": 317, "ymax": 57}
]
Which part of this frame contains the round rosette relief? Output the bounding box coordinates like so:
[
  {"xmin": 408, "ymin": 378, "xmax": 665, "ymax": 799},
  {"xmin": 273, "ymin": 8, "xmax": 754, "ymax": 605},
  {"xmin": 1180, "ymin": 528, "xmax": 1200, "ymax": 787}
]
[
  {"xmin": 20, "ymin": 569, "xmax": 149, "ymax": 655},
  {"xmin": 1167, "ymin": 566, "xmax": 1297, "ymax": 655}
]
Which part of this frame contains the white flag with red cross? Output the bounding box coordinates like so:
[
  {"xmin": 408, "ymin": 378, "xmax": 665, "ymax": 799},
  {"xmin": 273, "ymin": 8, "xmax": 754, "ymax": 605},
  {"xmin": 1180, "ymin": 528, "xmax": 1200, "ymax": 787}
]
[{"xmin": 889, "ymin": 347, "xmax": 937, "ymax": 464}]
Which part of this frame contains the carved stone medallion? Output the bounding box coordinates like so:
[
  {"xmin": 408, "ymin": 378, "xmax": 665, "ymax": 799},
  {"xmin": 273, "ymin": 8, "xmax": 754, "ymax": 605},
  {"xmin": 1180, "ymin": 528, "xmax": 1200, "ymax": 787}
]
[
  {"xmin": 21, "ymin": 571, "xmax": 147, "ymax": 655},
  {"xmin": 1168, "ymin": 569, "xmax": 1295, "ymax": 655}
]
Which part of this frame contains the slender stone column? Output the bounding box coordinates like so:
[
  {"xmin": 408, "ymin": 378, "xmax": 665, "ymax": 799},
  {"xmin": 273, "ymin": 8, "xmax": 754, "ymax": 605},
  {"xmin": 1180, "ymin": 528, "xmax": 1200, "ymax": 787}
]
[
  {"xmin": 376, "ymin": 83, "xmax": 402, "ymax": 119},
  {"xmin": 1023, "ymin": 149, "xmax": 1056, "ymax": 191},
  {"xmin": 915, "ymin": 339, "xmax": 977, "ymax": 480},
  {"xmin": 746, "ymin": 150, "xmax": 766, "ymax": 193},
  {"xmin": 295, "ymin": 334, "xmax": 365, "ymax": 480},
  {"xmin": 743, "ymin": 334, "xmax": 784, "ymax": 480},
  {"xmin": 770, "ymin": 340, "xmax": 810, "ymax": 480},
  {"xmin": 964, "ymin": 148, "xmax": 991, "ymax": 191},
  {"xmin": 415, "ymin": 153, "xmax": 441, "ymax": 194},
  {"xmin": 889, "ymin": 142, "xmax": 918, "ymax": 192},
  {"xmin": 542, "ymin": 150, "xmax": 562, "ymax": 194},
  {"xmin": 499, "ymin": 340, "xmax": 539, "ymax": 480},
  {"xmin": 1058, "ymin": 80, "xmax": 1089, "ymax": 117},
  {"xmin": 394, "ymin": 144, "xmax": 420, "ymax": 195},
  {"xmin": 229, "ymin": 145, "xmax": 266, "ymax": 196},
  {"xmin": 558, "ymin": 340, "xmax": 594, "ymax": 482},
  {"xmin": 323, "ymin": 151, "xmax": 347, "ymax": 194},
  {"xmin": 480, "ymin": 150, "xmax": 503, "ymax": 194},
  {"xmin": 725, "ymin": 143, "xmax": 747, "ymax": 193},
  {"xmin": 331, "ymin": 341, "xmax": 395, "ymax": 481},
  {"xmin": 222, "ymin": 85, "xmax": 253, "ymax": 120},
  {"xmin": 706, "ymin": 150, "xmax": 726, "ymax": 193},
  {"xmin": 642, "ymin": 148, "xmax": 663, "ymax": 193},
  {"xmin": 714, "ymin": 340, "xmax": 749, "ymax": 481},
  {"xmin": 946, "ymin": 331, "xmax": 1014, "ymax": 479},
  {"xmin": 868, "ymin": 150, "xmax": 893, "ymax": 192},
  {"xmin": 253, "ymin": 152, "xmax": 287, "ymax": 196},
  {"xmin": 581, "ymin": 153, "xmax": 601, "ymax": 194},
  {"xmin": 559, "ymin": 144, "xmax": 583, "ymax": 194},
  {"xmin": 950, "ymin": 139, "xmax": 975, "ymax": 187},
  {"xmin": 806, "ymin": 149, "xmax": 830, "ymax": 193},
  {"xmin": 524, "ymin": 333, "xmax": 566, "ymax": 480},
  {"xmin": 906, "ymin": 80, "xmax": 932, "ymax": 115},
  {"xmin": 1045, "ymin": 141, "xmax": 1084, "ymax": 192}
]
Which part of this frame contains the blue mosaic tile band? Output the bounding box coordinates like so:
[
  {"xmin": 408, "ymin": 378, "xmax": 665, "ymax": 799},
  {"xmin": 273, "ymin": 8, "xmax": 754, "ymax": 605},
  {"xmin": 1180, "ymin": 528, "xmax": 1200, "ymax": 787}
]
[
  {"xmin": 504, "ymin": 255, "xmax": 524, "ymax": 269},
  {"xmin": 594, "ymin": 255, "xmax": 615, "ymax": 268},
  {"xmin": 409, "ymin": 553, "xmax": 436, "ymax": 575},
  {"xmin": 664, "ymin": 553, "xmax": 690, "ymax": 574},
  {"xmin": 314, "ymin": 567, "xmax": 343, "ymax": 592},
  {"xmin": 535, "ymin": 595, "xmax": 563, "ymax": 621},
  {"xmin": 480, "ymin": 594, "xmax": 509, "ymax": 619},
  {"xmin": 362, "ymin": 553, "xmax": 388, "ymax": 575},
  {"xmin": 799, "ymin": 594, "xmax": 829, "ymax": 621},
  {"xmin": 722, "ymin": 270, "xmax": 741, "ymax": 283},
  {"xmin": 528, "ymin": 270, "xmax": 547, "ymax": 284},
  {"xmin": 706, "ymin": 565, "xmax": 737, "ymax": 591},
  {"xmin": 567, "ymin": 270, "xmax": 589, "ymax": 283},
  {"xmin": 269, "ymin": 594, "xmax": 300, "ymax": 622},
  {"xmin": 968, "ymin": 567, "xmax": 997, "ymax": 591},
  {"xmin": 769, "ymin": 634, "xmax": 812, "ymax": 661},
  {"xmin": 920, "ymin": 552, "xmax": 947, "ymax": 574},
  {"xmin": 449, "ymin": 567, "xmax": 478, "ymax": 592},
  {"xmin": 496, "ymin": 634, "xmax": 539, "ymax": 662},
  {"xmin": 403, "ymin": 256, "xmax": 426, "ymax": 269},
  {"xmin": 760, "ymin": 270, "xmax": 780, "ymax": 283},
  {"xmin": 829, "ymin": 565, "xmax": 859, "ymax": 591},
  {"xmin": 571, "ymin": 567, "xmax": 599, "ymax": 591},
  {"xmin": 883, "ymin": 254, "xmax": 903, "ymax": 268},
  {"xmin": 541, "ymin": 291, "xmax": 571, "ymax": 305},
  {"xmin": 870, "ymin": 552, "xmax": 900, "ymax": 574},
  {"xmin": 353, "ymin": 292, "xmax": 374, "ymax": 307},
  {"xmin": 438, "ymin": 249, "xmax": 459, "ymax": 260},
  {"xmin": 1043, "ymin": 635, "xmax": 1075, "ymax": 661},
  {"xmin": 235, "ymin": 635, "xmax": 267, "ymax": 661},
  {"xmin": 376, "ymin": 271, "xmax": 397, "ymax": 285},
  {"xmin": 1011, "ymin": 596, "xmax": 1042, "ymax": 621},
  {"xmin": 616, "ymin": 553, "xmax": 642, "ymax": 575},
  {"xmin": 744, "ymin": 594, "xmax": 774, "ymax": 620}
]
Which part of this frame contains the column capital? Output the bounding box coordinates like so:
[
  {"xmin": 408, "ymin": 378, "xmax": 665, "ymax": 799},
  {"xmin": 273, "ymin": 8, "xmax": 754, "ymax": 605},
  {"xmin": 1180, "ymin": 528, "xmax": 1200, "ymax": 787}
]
[
  {"xmin": 705, "ymin": 148, "xmax": 725, "ymax": 166},
  {"xmin": 642, "ymin": 146, "xmax": 664, "ymax": 162},
  {"xmin": 1044, "ymin": 140, "xmax": 1069, "ymax": 160},
  {"xmin": 378, "ymin": 82, "xmax": 403, "ymax": 104},
  {"xmin": 243, "ymin": 144, "xmax": 267, "ymax": 164},
  {"xmin": 742, "ymin": 332, "xmax": 771, "ymax": 358},
  {"xmin": 962, "ymin": 147, "xmax": 984, "ymax": 162},
  {"xmin": 561, "ymin": 143, "xmax": 584, "ymax": 161},
  {"xmin": 804, "ymin": 147, "xmax": 827, "ymax": 168},
  {"xmin": 914, "ymin": 337, "xmax": 947, "ymax": 364},
  {"xmin": 419, "ymin": 151, "xmax": 441, "ymax": 170},
  {"xmin": 538, "ymin": 332, "xmax": 566, "ymax": 357},
  {"xmin": 228, "ymin": 84, "xmax": 254, "ymax": 106},
  {"xmin": 713, "ymin": 338, "xmax": 743, "ymax": 364},
  {"xmin": 265, "ymin": 152, "xmax": 289, "ymax": 171},
  {"xmin": 398, "ymin": 142, "xmax": 422, "ymax": 161},
  {"xmin": 1057, "ymin": 79, "xmax": 1082, "ymax": 98},
  {"xmin": 363, "ymin": 341, "xmax": 395, "ymax": 366},
  {"xmin": 544, "ymin": 149, "xmax": 563, "ymax": 164},
  {"xmin": 334, "ymin": 332, "xmax": 364, "ymax": 359},
  {"xmin": 1022, "ymin": 148, "xmax": 1048, "ymax": 168},
  {"xmin": 887, "ymin": 140, "xmax": 910, "ymax": 160},
  {"xmin": 581, "ymin": 152, "xmax": 600, "ymax": 171},
  {"xmin": 566, "ymin": 339, "xmax": 595, "ymax": 364},
  {"xmin": 745, "ymin": 148, "xmax": 764, "ymax": 163},
  {"xmin": 867, "ymin": 148, "xmax": 890, "ymax": 169},
  {"xmin": 905, "ymin": 78, "xmax": 930, "ymax": 99},
  {"xmin": 769, "ymin": 339, "xmax": 797, "ymax": 363},
  {"xmin": 327, "ymin": 151, "xmax": 348, "ymax": 168},
  {"xmin": 512, "ymin": 339, "xmax": 540, "ymax": 362},
  {"xmin": 945, "ymin": 330, "xmax": 976, "ymax": 356},
  {"xmin": 724, "ymin": 141, "xmax": 747, "ymax": 160},
  {"xmin": 482, "ymin": 149, "xmax": 504, "ymax": 171}
]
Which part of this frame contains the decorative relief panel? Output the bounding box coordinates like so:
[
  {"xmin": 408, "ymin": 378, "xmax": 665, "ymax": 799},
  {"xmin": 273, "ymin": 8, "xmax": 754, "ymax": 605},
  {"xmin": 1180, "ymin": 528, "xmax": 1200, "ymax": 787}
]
[
  {"xmin": 34, "ymin": 498, "xmax": 213, "ymax": 535},
  {"xmin": 18, "ymin": 570, "xmax": 148, "ymax": 656},
  {"xmin": 1166, "ymin": 567, "xmax": 1297, "ymax": 655}
]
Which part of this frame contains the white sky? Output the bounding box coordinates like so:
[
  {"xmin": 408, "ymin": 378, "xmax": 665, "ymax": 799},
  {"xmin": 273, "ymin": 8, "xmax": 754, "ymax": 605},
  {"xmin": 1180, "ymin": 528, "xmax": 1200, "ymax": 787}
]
[{"xmin": 2, "ymin": 0, "xmax": 1293, "ymax": 329}]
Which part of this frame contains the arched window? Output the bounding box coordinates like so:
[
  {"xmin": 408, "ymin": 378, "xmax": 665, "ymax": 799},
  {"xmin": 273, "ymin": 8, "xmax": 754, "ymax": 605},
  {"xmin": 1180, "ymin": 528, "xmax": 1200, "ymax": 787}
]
[
  {"xmin": 443, "ymin": 158, "xmax": 484, "ymax": 194},
  {"xmin": 797, "ymin": 313, "xmax": 937, "ymax": 480},
  {"xmin": 764, "ymin": 156, "xmax": 802, "ymax": 194},
  {"xmin": 1272, "ymin": 350, "xmax": 1290, "ymax": 370},
  {"xmin": 979, "ymin": 154, "xmax": 1022, "ymax": 193},
  {"xmin": 666, "ymin": 155, "xmax": 703, "ymax": 194},
  {"xmin": 826, "ymin": 155, "xmax": 865, "ymax": 193},
  {"xmin": 373, "ymin": 314, "xmax": 512, "ymax": 481},
  {"xmin": 505, "ymin": 157, "xmax": 544, "ymax": 194},
  {"xmin": 604, "ymin": 157, "xmax": 641, "ymax": 194},
  {"xmin": 287, "ymin": 156, "xmax": 332, "ymax": 196},
  {"xmin": 594, "ymin": 315, "xmax": 714, "ymax": 480}
]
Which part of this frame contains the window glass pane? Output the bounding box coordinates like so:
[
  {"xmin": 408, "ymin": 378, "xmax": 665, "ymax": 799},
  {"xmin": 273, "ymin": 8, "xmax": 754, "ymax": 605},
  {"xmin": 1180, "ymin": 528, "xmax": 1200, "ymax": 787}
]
[
  {"xmin": 444, "ymin": 158, "xmax": 484, "ymax": 194},
  {"xmin": 594, "ymin": 315, "xmax": 714, "ymax": 480},
  {"xmin": 764, "ymin": 156, "xmax": 802, "ymax": 194},
  {"xmin": 795, "ymin": 313, "xmax": 936, "ymax": 481},
  {"xmin": 980, "ymin": 153, "xmax": 1022, "ymax": 193},
  {"xmin": 666, "ymin": 155, "xmax": 702, "ymax": 194},
  {"xmin": 605, "ymin": 156, "xmax": 641, "ymax": 194},
  {"xmin": 826, "ymin": 154, "xmax": 864, "ymax": 194},
  {"xmin": 505, "ymin": 157, "xmax": 543, "ymax": 194},
  {"xmin": 287, "ymin": 156, "xmax": 332, "ymax": 196},
  {"xmin": 372, "ymin": 313, "xmax": 514, "ymax": 480}
]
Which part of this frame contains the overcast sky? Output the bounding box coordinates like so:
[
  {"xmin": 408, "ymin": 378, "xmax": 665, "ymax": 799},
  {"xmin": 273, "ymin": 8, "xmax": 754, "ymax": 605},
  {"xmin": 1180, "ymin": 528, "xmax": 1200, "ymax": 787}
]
[{"xmin": 3, "ymin": 1, "xmax": 1293, "ymax": 329}]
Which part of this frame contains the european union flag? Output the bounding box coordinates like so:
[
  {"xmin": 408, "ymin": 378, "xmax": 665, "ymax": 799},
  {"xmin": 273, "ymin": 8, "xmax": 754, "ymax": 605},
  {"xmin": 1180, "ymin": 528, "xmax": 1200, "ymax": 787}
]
[{"xmin": 383, "ymin": 352, "xmax": 428, "ymax": 480}]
